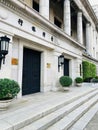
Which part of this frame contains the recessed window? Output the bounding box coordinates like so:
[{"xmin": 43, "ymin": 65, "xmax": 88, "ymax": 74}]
[
  {"xmin": 54, "ymin": 17, "xmax": 61, "ymax": 28},
  {"xmin": 32, "ymin": 26, "xmax": 36, "ymax": 32},
  {"xmin": 80, "ymin": 64, "xmax": 82, "ymax": 76},
  {"xmin": 42, "ymin": 32, "xmax": 46, "ymax": 37},
  {"xmin": 33, "ymin": 1, "xmax": 39, "ymax": 12},
  {"xmin": 71, "ymin": 30, "xmax": 73, "ymax": 36},
  {"xmin": 51, "ymin": 36, "xmax": 53, "ymax": 41}
]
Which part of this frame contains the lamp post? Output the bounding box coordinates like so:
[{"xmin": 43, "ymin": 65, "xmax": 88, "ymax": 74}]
[{"xmin": 0, "ymin": 35, "xmax": 10, "ymax": 69}]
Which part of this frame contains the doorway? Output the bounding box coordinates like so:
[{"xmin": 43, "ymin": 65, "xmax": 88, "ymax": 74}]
[
  {"xmin": 64, "ymin": 58, "xmax": 69, "ymax": 76},
  {"xmin": 22, "ymin": 47, "xmax": 41, "ymax": 95}
]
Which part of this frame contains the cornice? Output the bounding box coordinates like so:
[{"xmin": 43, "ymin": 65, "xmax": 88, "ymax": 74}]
[
  {"xmin": 0, "ymin": 0, "xmax": 18, "ymax": 12},
  {"xmin": 83, "ymin": 53, "xmax": 98, "ymax": 63},
  {"xmin": 0, "ymin": 0, "xmax": 29, "ymax": 18},
  {"xmin": 80, "ymin": 0, "xmax": 98, "ymax": 26}
]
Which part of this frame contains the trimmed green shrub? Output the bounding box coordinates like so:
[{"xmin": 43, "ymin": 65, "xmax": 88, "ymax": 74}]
[
  {"xmin": 82, "ymin": 61, "xmax": 90, "ymax": 80},
  {"xmin": 82, "ymin": 61, "xmax": 96, "ymax": 81},
  {"xmin": 0, "ymin": 78, "xmax": 20, "ymax": 100},
  {"xmin": 91, "ymin": 78, "xmax": 98, "ymax": 83},
  {"xmin": 84, "ymin": 77, "xmax": 93, "ymax": 82},
  {"xmin": 90, "ymin": 63, "xmax": 96, "ymax": 78},
  {"xmin": 75, "ymin": 77, "xmax": 83, "ymax": 83},
  {"xmin": 59, "ymin": 76, "xmax": 72, "ymax": 87},
  {"xmin": 95, "ymin": 76, "xmax": 98, "ymax": 79}
]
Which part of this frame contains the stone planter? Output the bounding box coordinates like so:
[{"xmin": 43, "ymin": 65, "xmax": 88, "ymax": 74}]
[
  {"xmin": 76, "ymin": 83, "xmax": 82, "ymax": 87},
  {"xmin": 0, "ymin": 99, "xmax": 12, "ymax": 110},
  {"xmin": 63, "ymin": 87, "xmax": 70, "ymax": 91}
]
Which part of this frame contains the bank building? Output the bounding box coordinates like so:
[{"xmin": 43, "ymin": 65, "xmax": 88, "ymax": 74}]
[{"xmin": 0, "ymin": 0, "xmax": 98, "ymax": 97}]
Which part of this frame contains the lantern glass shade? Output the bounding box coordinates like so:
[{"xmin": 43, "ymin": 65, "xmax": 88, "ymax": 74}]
[
  {"xmin": 58, "ymin": 54, "xmax": 64, "ymax": 72},
  {"xmin": 60, "ymin": 55, "xmax": 64, "ymax": 65},
  {"xmin": 0, "ymin": 35, "xmax": 10, "ymax": 68},
  {"xmin": 0, "ymin": 36, "xmax": 10, "ymax": 55},
  {"xmin": 58, "ymin": 55, "xmax": 64, "ymax": 66},
  {"xmin": 59, "ymin": 55, "xmax": 64, "ymax": 65}
]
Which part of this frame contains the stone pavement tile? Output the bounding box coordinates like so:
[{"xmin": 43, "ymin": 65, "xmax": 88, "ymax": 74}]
[
  {"xmin": 85, "ymin": 124, "xmax": 98, "ymax": 130},
  {"xmin": 89, "ymin": 112, "xmax": 98, "ymax": 123},
  {"xmin": 85, "ymin": 111, "xmax": 98, "ymax": 130},
  {"xmin": 69, "ymin": 128, "xmax": 79, "ymax": 130},
  {"xmin": 0, "ymin": 120, "xmax": 13, "ymax": 130},
  {"xmin": 70, "ymin": 120, "xmax": 88, "ymax": 130}
]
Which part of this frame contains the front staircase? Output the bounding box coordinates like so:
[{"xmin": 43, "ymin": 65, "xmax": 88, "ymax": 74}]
[{"xmin": 0, "ymin": 86, "xmax": 98, "ymax": 130}]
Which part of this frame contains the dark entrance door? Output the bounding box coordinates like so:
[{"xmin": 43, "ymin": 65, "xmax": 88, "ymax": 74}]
[
  {"xmin": 22, "ymin": 47, "xmax": 41, "ymax": 95},
  {"xmin": 64, "ymin": 58, "xmax": 69, "ymax": 76}
]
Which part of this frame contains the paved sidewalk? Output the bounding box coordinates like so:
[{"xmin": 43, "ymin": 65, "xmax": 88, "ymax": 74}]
[{"xmin": 85, "ymin": 111, "xmax": 98, "ymax": 130}]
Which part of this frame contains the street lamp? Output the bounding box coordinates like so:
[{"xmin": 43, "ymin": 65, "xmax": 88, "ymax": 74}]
[{"xmin": 0, "ymin": 35, "xmax": 10, "ymax": 69}]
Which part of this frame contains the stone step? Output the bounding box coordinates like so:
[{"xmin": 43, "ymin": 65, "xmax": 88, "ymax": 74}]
[
  {"xmin": 0, "ymin": 88, "xmax": 98, "ymax": 130},
  {"xmin": 19, "ymin": 90, "xmax": 98, "ymax": 130},
  {"xmin": 47, "ymin": 95, "xmax": 98, "ymax": 130},
  {"xmin": 69, "ymin": 102, "xmax": 98, "ymax": 130}
]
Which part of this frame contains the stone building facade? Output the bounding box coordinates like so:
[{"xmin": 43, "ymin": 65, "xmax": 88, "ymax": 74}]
[
  {"xmin": 0, "ymin": 0, "xmax": 98, "ymax": 97},
  {"xmin": 92, "ymin": 4, "xmax": 98, "ymax": 18}
]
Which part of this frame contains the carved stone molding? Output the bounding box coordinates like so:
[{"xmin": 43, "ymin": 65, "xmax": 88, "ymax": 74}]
[{"xmin": 0, "ymin": 0, "xmax": 26, "ymax": 18}]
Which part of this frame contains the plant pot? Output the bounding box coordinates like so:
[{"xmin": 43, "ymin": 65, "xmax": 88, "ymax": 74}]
[
  {"xmin": 76, "ymin": 83, "xmax": 82, "ymax": 87},
  {"xmin": 63, "ymin": 87, "xmax": 70, "ymax": 91},
  {"xmin": 0, "ymin": 99, "xmax": 12, "ymax": 110}
]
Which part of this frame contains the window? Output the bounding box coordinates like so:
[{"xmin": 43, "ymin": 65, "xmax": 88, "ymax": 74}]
[
  {"xmin": 80, "ymin": 64, "xmax": 82, "ymax": 76},
  {"xmin": 54, "ymin": 17, "xmax": 61, "ymax": 28},
  {"xmin": 33, "ymin": 1, "xmax": 39, "ymax": 12}
]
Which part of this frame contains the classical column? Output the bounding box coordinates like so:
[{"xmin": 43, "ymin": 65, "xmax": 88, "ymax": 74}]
[
  {"xmin": 93, "ymin": 29, "xmax": 96, "ymax": 57},
  {"xmin": 39, "ymin": 0, "xmax": 49, "ymax": 20},
  {"xmin": 86, "ymin": 23, "xmax": 91, "ymax": 54},
  {"xmin": 64, "ymin": 0, "xmax": 71, "ymax": 35},
  {"xmin": 77, "ymin": 11, "xmax": 83, "ymax": 44}
]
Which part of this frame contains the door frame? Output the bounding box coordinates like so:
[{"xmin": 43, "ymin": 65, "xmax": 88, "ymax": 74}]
[{"xmin": 17, "ymin": 43, "xmax": 46, "ymax": 97}]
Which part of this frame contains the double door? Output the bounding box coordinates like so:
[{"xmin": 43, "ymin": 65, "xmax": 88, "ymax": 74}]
[{"xmin": 22, "ymin": 47, "xmax": 41, "ymax": 95}]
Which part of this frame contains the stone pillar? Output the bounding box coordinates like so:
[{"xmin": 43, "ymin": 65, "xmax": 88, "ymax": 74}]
[
  {"xmin": 64, "ymin": 0, "xmax": 71, "ymax": 35},
  {"xmin": 93, "ymin": 30, "xmax": 96, "ymax": 58},
  {"xmin": 77, "ymin": 11, "xmax": 83, "ymax": 44},
  {"xmin": 39, "ymin": 0, "xmax": 49, "ymax": 20},
  {"xmin": 51, "ymin": 53, "xmax": 59, "ymax": 91},
  {"xmin": 86, "ymin": 23, "xmax": 91, "ymax": 54},
  {"xmin": 41, "ymin": 51, "xmax": 47, "ymax": 92}
]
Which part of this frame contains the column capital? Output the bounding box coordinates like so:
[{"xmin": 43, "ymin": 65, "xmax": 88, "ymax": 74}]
[{"xmin": 77, "ymin": 11, "xmax": 82, "ymax": 17}]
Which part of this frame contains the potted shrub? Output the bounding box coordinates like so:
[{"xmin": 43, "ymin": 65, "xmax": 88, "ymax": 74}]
[
  {"xmin": 95, "ymin": 76, "xmax": 98, "ymax": 79},
  {"xmin": 59, "ymin": 76, "xmax": 72, "ymax": 90},
  {"xmin": 91, "ymin": 78, "xmax": 98, "ymax": 84},
  {"xmin": 75, "ymin": 77, "xmax": 83, "ymax": 86},
  {"xmin": 0, "ymin": 78, "xmax": 20, "ymax": 110}
]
